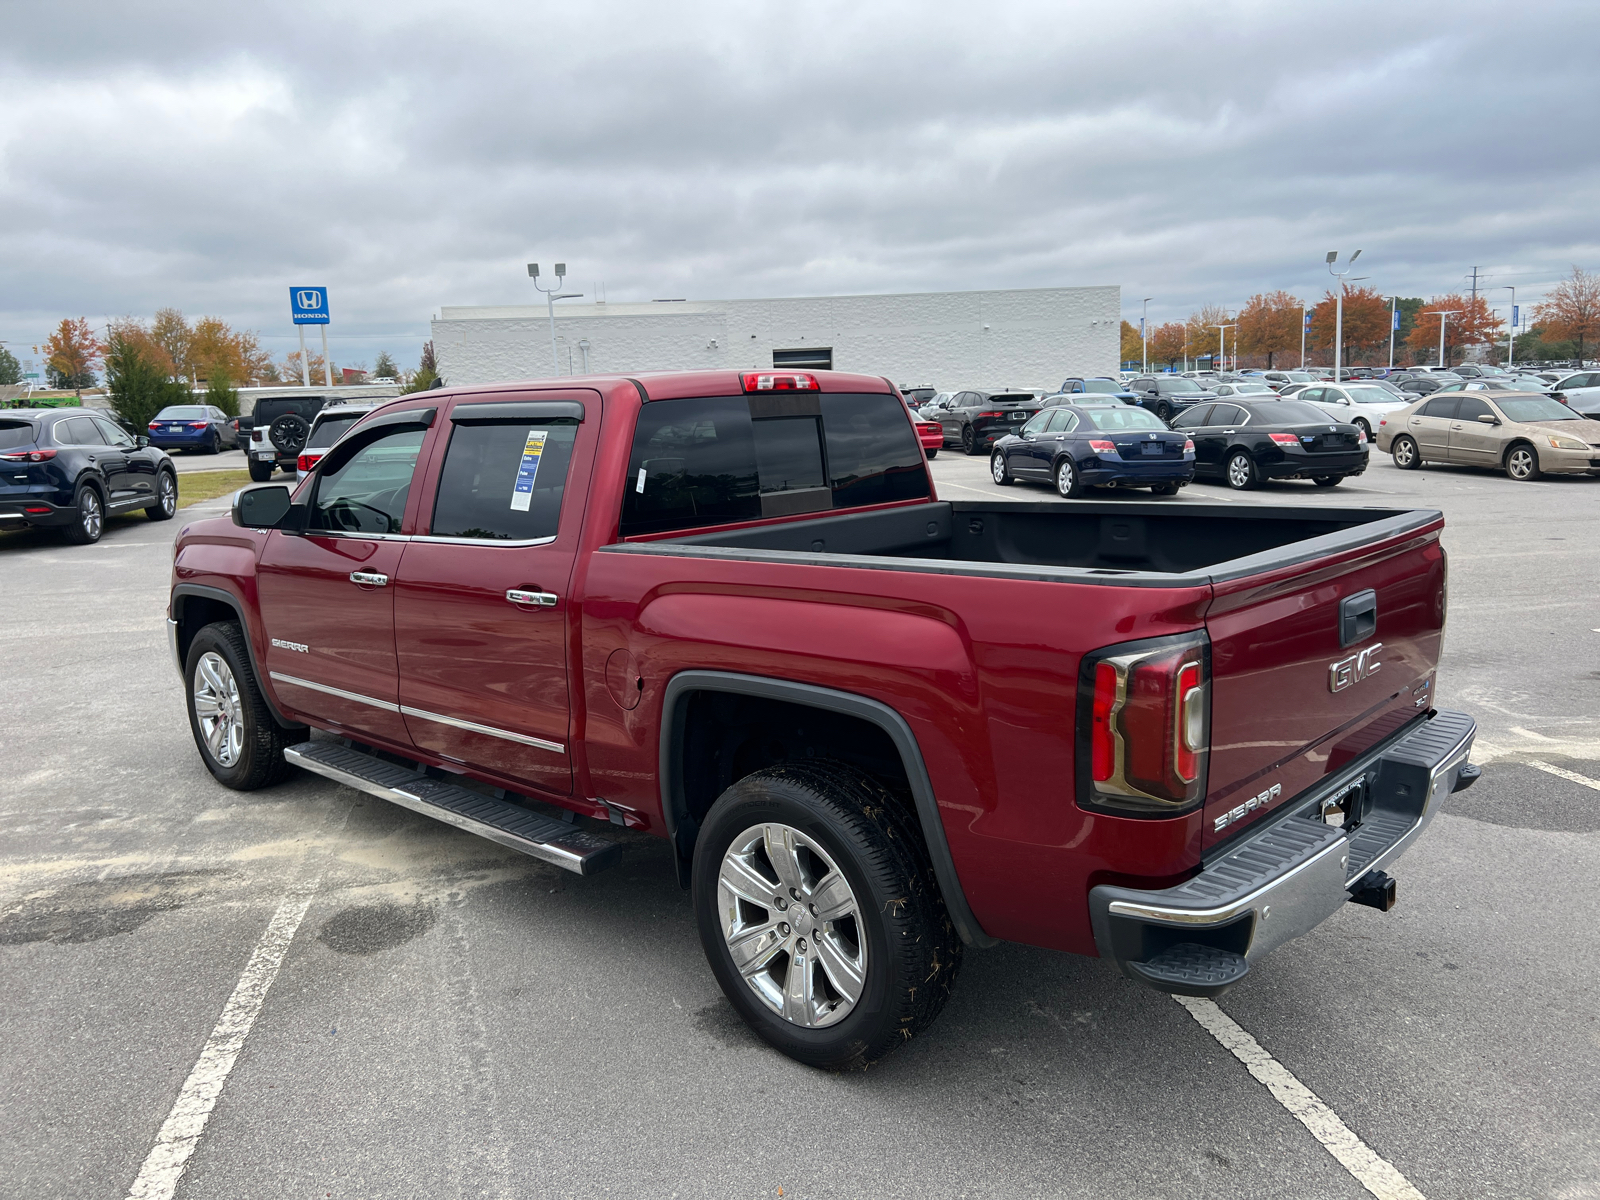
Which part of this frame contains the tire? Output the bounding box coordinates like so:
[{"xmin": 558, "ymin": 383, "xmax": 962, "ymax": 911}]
[
  {"xmin": 207, "ymin": 432, "xmax": 221, "ymax": 455},
  {"xmin": 60, "ymin": 482, "xmax": 104, "ymax": 544},
  {"xmin": 1505, "ymin": 442, "xmax": 1541, "ymax": 481},
  {"xmin": 1156, "ymin": 401, "xmax": 1173, "ymax": 422},
  {"xmin": 991, "ymin": 451, "xmax": 1013, "ymax": 486},
  {"xmin": 1226, "ymin": 450, "xmax": 1259, "ymax": 490},
  {"xmin": 268, "ymin": 413, "xmax": 310, "ymax": 456},
  {"xmin": 248, "ymin": 458, "xmax": 274, "ymax": 482},
  {"xmin": 1353, "ymin": 418, "xmax": 1371, "ymax": 439},
  {"xmin": 146, "ymin": 469, "xmax": 178, "ymax": 520},
  {"xmin": 925, "ymin": 448, "xmax": 938, "ymax": 459},
  {"xmin": 1312, "ymin": 475, "xmax": 1342, "ymax": 488},
  {"xmin": 961, "ymin": 425, "xmax": 980, "ymax": 456},
  {"xmin": 1391, "ymin": 435, "xmax": 1421, "ymax": 470},
  {"xmin": 1150, "ymin": 482, "xmax": 1180, "ymax": 496},
  {"xmin": 184, "ymin": 621, "xmax": 304, "ymax": 790},
  {"xmin": 1054, "ymin": 457, "xmax": 1083, "ymax": 499},
  {"xmin": 693, "ymin": 761, "xmax": 962, "ymax": 1071}
]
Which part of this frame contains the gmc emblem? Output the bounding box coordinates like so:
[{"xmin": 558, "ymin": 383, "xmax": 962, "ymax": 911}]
[{"xmin": 1329, "ymin": 642, "xmax": 1382, "ymax": 692}]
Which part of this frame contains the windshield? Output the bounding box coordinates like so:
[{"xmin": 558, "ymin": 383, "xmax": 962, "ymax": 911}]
[
  {"xmin": 1081, "ymin": 380, "xmax": 1122, "ymax": 394},
  {"xmin": 1157, "ymin": 379, "xmax": 1207, "ymax": 394},
  {"xmin": 1086, "ymin": 407, "xmax": 1167, "ymax": 431},
  {"xmin": 1346, "ymin": 387, "xmax": 1399, "ymax": 405},
  {"xmin": 307, "ymin": 415, "xmax": 364, "ymax": 448},
  {"xmin": 156, "ymin": 406, "xmax": 209, "ymax": 419},
  {"xmin": 1233, "ymin": 382, "xmax": 1274, "ymax": 394},
  {"xmin": 1498, "ymin": 397, "xmax": 1582, "ymax": 422},
  {"xmin": 1248, "ymin": 401, "xmax": 1336, "ymax": 425}
]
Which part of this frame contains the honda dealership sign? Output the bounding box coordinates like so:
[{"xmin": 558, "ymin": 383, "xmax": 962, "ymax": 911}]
[{"xmin": 290, "ymin": 287, "xmax": 330, "ymax": 324}]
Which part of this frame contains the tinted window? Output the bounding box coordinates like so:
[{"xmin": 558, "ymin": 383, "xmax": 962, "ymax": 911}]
[
  {"xmin": 1419, "ymin": 397, "xmax": 1460, "ymax": 419},
  {"xmin": 1454, "ymin": 397, "xmax": 1492, "ymax": 421},
  {"xmin": 309, "ymin": 428, "xmax": 425, "ymax": 534},
  {"xmin": 155, "ymin": 406, "xmax": 209, "ymax": 419},
  {"xmin": 1210, "ymin": 404, "xmax": 1246, "ymax": 425},
  {"xmin": 1085, "ymin": 407, "xmax": 1167, "ymax": 431},
  {"xmin": 754, "ymin": 416, "xmax": 826, "ymax": 494},
  {"xmin": 1299, "ymin": 388, "xmax": 1325, "ymax": 404},
  {"xmin": 0, "ymin": 421, "xmax": 36, "ymax": 450},
  {"xmin": 1022, "ymin": 412, "xmax": 1052, "ymax": 435},
  {"xmin": 1171, "ymin": 405, "xmax": 1213, "ymax": 428},
  {"xmin": 430, "ymin": 419, "xmax": 578, "ymax": 541},
  {"xmin": 820, "ymin": 394, "xmax": 930, "ymax": 507},
  {"xmin": 621, "ymin": 397, "xmax": 760, "ymax": 535},
  {"xmin": 93, "ymin": 417, "xmax": 136, "ymax": 447},
  {"xmin": 1244, "ymin": 401, "xmax": 1330, "ymax": 424},
  {"xmin": 55, "ymin": 417, "xmax": 106, "ymax": 445},
  {"xmin": 306, "ymin": 415, "xmax": 364, "ymax": 449},
  {"xmin": 1081, "ymin": 380, "xmax": 1121, "ymax": 394},
  {"xmin": 1045, "ymin": 409, "xmax": 1073, "ymax": 432}
]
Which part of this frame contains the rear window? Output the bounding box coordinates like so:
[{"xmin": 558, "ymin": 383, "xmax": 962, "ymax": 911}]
[
  {"xmin": 620, "ymin": 393, "xmax": 930, "ymax": 536},
  {"xmin": 1085, "ymin": 407, "xmax": 1167, "ymax": 431},
  {"xmin": 1245, "ymin": 401, "xmax": 1333, "ymax": 424},
  {"xmin": 0, "ymin": 421, "xmax": 36, "ymax": 449},
  {"xmin": 307, "ymin": 415, "xmax": 364, "ymax": 449},
  {"xmin": 155, "ymin": 406, "xmax": 209, "ymax": 419},
  {"xmin": 1080, "ymin": 380, "xmax": 1122, "ymax": 394}
]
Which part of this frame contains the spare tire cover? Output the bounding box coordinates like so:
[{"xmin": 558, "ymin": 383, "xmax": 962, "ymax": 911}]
[{"xmin": 268, "ymin": 413, "xmax": 310, "ymax": 454}]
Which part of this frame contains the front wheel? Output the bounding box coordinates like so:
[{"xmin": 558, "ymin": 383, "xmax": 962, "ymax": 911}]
[
  {"xmin": 146, "ymin": 469, "xmax": 178, "ymax": 520},
  {"xmin": 247, "ymin": 458, "xmax": 274, "ymax": 482},
  {"xmin": 1391, "ymin": 435, "xmax": 1421, "ymax": 470},
  {"xmin": 184, "ymin": 621, "xmax": 304, "ymax": 790},
  {"xmin": 1312, "ymin": 475, "xmax": 1342, "ymax": 488},
  {"xmin": 1226, "ymin": 450, "xmax": 1259, "ymax": 490},
  {"xmin": 693, "ymin": 762, "xmax": 962, "ymax": 1071},
  {"xmin": 991, "ymin": 451, "xmax": 1013, "ymax": 486},
  {"xmin": 1353, "ymin": 418, "xmax": 1371, "ymax": 439},
  {"xmin": 207, "ymin": 432, "xmax": 221, "ymax": 455},
  {"xmin": 1156, "ymin": 401, "xmax": 1173, "ymax": 422},
  {"xmin": 1505, "ymin": 442, "xmax": 1541, "ymax": 481},
  {"xmin": 1054, "ymin": 457, "xmax": 1083, "ymax": 498}
]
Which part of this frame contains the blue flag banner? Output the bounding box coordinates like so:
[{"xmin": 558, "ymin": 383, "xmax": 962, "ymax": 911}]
[{"xmin": 1393, "ymin": 310, "xmax": 1401, "ymax": 330}]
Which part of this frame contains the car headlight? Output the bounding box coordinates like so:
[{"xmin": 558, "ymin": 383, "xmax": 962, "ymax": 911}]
[{"xmin": 1547, "ymin": 434, "xmax": 1588, "ymax": 450}]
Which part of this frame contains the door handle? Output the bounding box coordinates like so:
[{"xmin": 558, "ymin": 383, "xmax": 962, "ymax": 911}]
[
  {"xmin": 506, "ymin": 589, "xmax": 558, "ymax": 608},
  {"xmin": 349, "ymin": 571, "xmax": 389, "ymax": 587}
]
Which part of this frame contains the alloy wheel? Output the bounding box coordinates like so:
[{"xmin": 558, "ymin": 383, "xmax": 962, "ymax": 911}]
[
  {"xmin": 192, "ymin": 651, "xmax": 244, "ymax": 767},
  {"xmin": 79, "ymin": 489, "xmax": 102, "ymax": 539},
  {"xmin": 158, "ymin": 473, "xmax": 177, "ymax": 515},
  {"xmin": 1507, "ymin": 447, "xmax": 1536, "ymax": 480},
  {"xmin": 1055, "ymin": 459, "xmax": 1076, "ymax": 497},
  {"xmin": 991, "ymin": 453, "xmax": 1008, "ymax": 484},
  {"xmin": 1227, "ymin": 453, "xmax": 1253, "ymax": 489},
  {"xmin": 1393, "ymin": 437, "xmax": 1416, "ymax": 468},
  {"xmin": 961, "ymin": 426, "xmax": 975, "ymax": 454},
  {"xmin": 716, "ymin": 822, "xmax": 866, "ymax": 1029}
]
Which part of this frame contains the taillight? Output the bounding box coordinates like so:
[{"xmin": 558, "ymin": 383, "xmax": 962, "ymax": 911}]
[
  {"xmin": 0, "ymin": 449, "xmax": 57, "ymax": 463},
  {"xmin": 187, "ymin": 421, "xmax": 209, "ymax": 429},
  {"xmin": 1078, "ymin": 633, "xmax": 1209, "ymax": 816},
  {"xmin": 1268, "ymin": 432, "xmax": 1300, "ymax": 446},
  {"xmin": 24, "ymin": 506, "xmax": 51, "ymax": 514},
  {"xmin": 976, "ymin": 410, "xmax": 1004, "ymax": 418},
  {"xmin": 1358, "ymin": 427, "xmax": 1368, "ymax": 443},
  {"xmin": 743, "ymin": 372, "xmax": 817, "ymax": 392},
  {"xmin": 297, "ymin": 452, "xmax": 323, "ymax": 472},
  {"xmin": 148, "ymin": 422, "xmax": 161, "ymax": 430},
  {"xmin": 1087, "ymin": 439, "xmax": 1116, "ymax": 454},
  {"xmin": 252, "ymin": 429, "xmax": 264, "ymax": 442},
  {"xmin": 1183, "ymin": 438, "xmax": 1195, "ymax": 452},
  {"xmin": 1378, "ymin": 418, "xmax": 1387, "ymax": 427}
]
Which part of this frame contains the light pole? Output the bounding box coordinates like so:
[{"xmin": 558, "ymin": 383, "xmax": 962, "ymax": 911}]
[
  {"xmin": 1141, "ymin": 297, "xmax": 1152, "ymax": 373},
  {"xmin": 1434, "ymin": 310, "xmax": 1464, "ymax": 368},
  {"xmin": 1326, "ymin": 250, "xmax": 1362, "ymax": 380},
  {"xmin": 1301, "ymin": 303, "xmax": 1309, "ymax": 368},
  {"xmin": 1387, "ymin": 296, "xmax": 1398, "ymax": 369},
  {"xmin": 528, "ymin": 263, "xmax": 583, "ymax": 376},
  {"xmin": 1212, "ymin": 324, "xmax": 1237, "ymax": 372},
  {"xmin": 1499, "ymin": 286, "xmax": 1516, "ymax": 366}
]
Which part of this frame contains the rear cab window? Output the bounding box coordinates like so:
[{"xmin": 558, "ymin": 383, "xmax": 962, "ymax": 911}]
[
  {"xmin": 620, "ymin": 391, "xmax": 930, "ymax": 537},
  {"xmin": 306, "ymin": 415, "xmax": 365, "ymax": 449}
]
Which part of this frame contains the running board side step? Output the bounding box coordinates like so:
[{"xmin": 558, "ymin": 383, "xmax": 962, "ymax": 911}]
[{"xmin": 285, "ymin": 741, "xmax": 622, "ymax": 876}]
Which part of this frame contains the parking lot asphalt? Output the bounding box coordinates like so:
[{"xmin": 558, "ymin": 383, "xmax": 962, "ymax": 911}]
[
  {"xmin": 2, "ymin": 448, "xmax": 1597, "ymax": 1199},
  {"xmin": 168, "ymin": 447, "xmax": 249, "ymax": 474}
]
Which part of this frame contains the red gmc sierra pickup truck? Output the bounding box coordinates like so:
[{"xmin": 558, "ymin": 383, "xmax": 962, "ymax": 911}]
[{"xmin": 167, "ymin": 368, "xmax": 1478, "ymax": 1069}]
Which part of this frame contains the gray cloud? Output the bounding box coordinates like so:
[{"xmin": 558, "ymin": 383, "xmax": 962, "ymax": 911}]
[{"xmin": 3, "ymin": 0, "xmax": 1597, "ymax": 374}]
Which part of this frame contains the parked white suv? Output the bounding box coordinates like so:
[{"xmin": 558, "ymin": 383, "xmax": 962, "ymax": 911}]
[{"xmin": 295, "ymin": 403, "xmax": 381, "ymax": 479}]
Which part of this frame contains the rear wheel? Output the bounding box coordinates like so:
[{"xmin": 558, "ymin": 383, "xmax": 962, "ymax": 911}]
[
  {"xmin": 1312, "ymin": 475, "xmax": 1342, "ymax": 488},
  {"xmin": 146, "ymin": 469, "xmax": 178, "ymax": 520},
  {"xmin": 925, "ymin": 448, "xmax": 937, "ymax": 459},
  {"xmin": 991, "ymin": 451, "xmax": 1013, "ymax": 486},
  {"xmin": 1505, "ymin": 442, "xmax": 1541, "ymax": 481},
  {"xmin": 961, "ymin": 425, "xmax": 980, "ymax": 456},
  {"xmin": 1226, "ymin": 450, "xmax": 1259, "ymax": 490},
  {"xmin": 248, "ymin": 458, "xmax": 274, "ymax": 482},
  {"xmin": 1391, "ymin": 435, "xmax": 1421, "ymax": 470},
  {"xmin": 184, "ymin": 621, "xmax": 303, "ymax": 790},
  {"xmin": 693, "ymin": 761, "xmax": 962, "ymax": 1071},
  {"xmin": 1054, "ymin": 457, "xmax": 1083, "ymax": 499},
  {"xmin": 60, "ymin": 483, "xmax": 104, "ymax": 544}
]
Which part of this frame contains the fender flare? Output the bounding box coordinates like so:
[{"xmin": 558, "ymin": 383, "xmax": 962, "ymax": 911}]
[
  {"xmin": 170, "ymin": 583, "xmax": 297, "ymax": 729},
  {"xmin": 660, "ymin": 669, "xmax": 996, "ymax": 948}
]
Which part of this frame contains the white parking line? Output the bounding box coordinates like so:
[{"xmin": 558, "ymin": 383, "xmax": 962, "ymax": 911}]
[
  {"xmin": 1175, "ymin": 996, "xmax": 1426, "ymax": 1200},
  {"xmin": 124, "ymin": 875, "xmax": 324, "ymax": 1200},
  {"xmin": 1524, "ymin": 760, "xmax": 1600, "ymax": 792}
]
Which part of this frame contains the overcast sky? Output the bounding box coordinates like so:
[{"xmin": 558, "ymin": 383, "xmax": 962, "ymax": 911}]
[{"xmin": 4, "ymin": 0, "xmax": 1597, "ymax": 376}]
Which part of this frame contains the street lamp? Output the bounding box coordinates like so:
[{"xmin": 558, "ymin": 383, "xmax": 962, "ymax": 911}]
[
  {"xmin": 528, "ymin": 263, "xmax": 583, "ymax": 376},
  {"xmin": 1433, "ymin": 310, "xmax": 1464, "ymax": 368},
  {"xmin": 1301, "ymin": 303, "xmax": 1309, "ymax": 368},
  {"xmin": 1499, "ymin": 285, "xmax": 1516, "ymax": 366},
  {"xmin": 1387, "ymin": 296, "xmax": 1398, "ymax": 369},
  {"xmin": 1141, "ymin": 297, "xmax": 1152, "ymax": 373},
  {"xmin": 1326, "ymin": 250, "xmax": 1362, "ymax": 380},
  {"xmin": 1212, "ymin": 324, "xmax": 1237, "ymax": 372}
]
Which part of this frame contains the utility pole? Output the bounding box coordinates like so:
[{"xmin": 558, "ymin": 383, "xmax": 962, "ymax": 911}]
[
  {"xmin": 1468, "ymin": 266, "xmax": 1481, "ymax": 305},
  {"xmin": 1212, "ymin": 324, "xmax": 1237, "ymax": 373}
]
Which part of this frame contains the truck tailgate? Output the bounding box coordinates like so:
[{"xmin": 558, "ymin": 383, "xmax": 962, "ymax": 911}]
[{"xmin": 1200, "ymin": 518, "xmax": 1446, "ymax": 848}]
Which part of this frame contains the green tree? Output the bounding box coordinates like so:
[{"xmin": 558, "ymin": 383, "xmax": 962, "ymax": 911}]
[
  {"xmin": 0, "ymin": 346, "xmax": 21, "ymax": 385},
  {"xmin": 205, "ymin": 369, "xmax": 239, "ymax": 417},
  {"xmin": 372, "ymin": 350, "xmax": 399, "ymax": 379},
  {"xmin": 403, "ymin": 340, "xmax": 440, "ymax": 393},
  {"xmin": 105, "ymin": 324, "xmax": 188, "ymax": 429}
]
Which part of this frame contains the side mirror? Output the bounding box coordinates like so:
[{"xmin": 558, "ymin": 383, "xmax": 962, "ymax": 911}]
[
  {"xmin": 135, "ymin": 435, "xmax": 150, "ymax": 448},
  {"xmin": 1477, "ymin": 414, "xmax": 1500, "ymax": 425},
  {"xmin": 1022, "ymin": 431, "xmax": 1036, "ymax": 440},
  {"xmin": 233, "ymin": 484, "xmax": 302, "ymax": 530}
]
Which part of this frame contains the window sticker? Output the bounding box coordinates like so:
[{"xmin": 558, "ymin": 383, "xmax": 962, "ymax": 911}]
[
  {"xmin": 510, "ymin": 430, "xmax": 548, "ymax": 512},
  {"xmin": 636, "ymin": 466, "xmax": 647, "ymax": 493}
]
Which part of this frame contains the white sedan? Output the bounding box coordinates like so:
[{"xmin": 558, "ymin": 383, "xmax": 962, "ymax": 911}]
[{"xmin": 1294, "ymin": 383, "xmax": 1412, "ymax": 438}]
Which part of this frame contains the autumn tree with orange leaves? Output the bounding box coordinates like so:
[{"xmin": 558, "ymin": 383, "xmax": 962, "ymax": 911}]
[
  {"xmin": 1533, "ymin": 266, "xmax": 1600, "ymax": 367},
  {"xmin": 45, "ymin": 317, "xmax": 101, "ymax": 393},
  {"xmin": 1147, "ymin": 322, "xmax": 1186, "ymax": 369},
  {"xmin": 1236, "ymin": 291, "xmax": 1304, "ymax": 369},
  {"xmin": 1307, "ymin": 286, "xmax": 1392, "ymax": 367},
  {"xmin": 1405, "ymin": 295, "xmax": 1503, "ymax": 367}
]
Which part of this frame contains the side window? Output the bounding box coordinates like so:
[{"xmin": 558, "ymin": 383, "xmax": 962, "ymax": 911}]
[
  {"xmin": 1208, "ymin": 404, "xmax": 1241, "ymax": 426},
  {"xmin": 93, "ymin": 417, "xmax": 136, "ymax": 447},
  {"xmin": 1418, "ymin": 397, "xmax": 1459, "ymax": 419},
  {"xmin": 1454, "ymin": 397, "xmax": 1492, "ymax": 421},
  {"xmin": 1299, "ymin": 388, "xmax": 1324, "ymax": 404},
  {"xmin": 622, "ymin": 397, "xmax": 760, "ymax": 536},
  {"xmin": 1022, "ymin": 412, "xmax": 1052, "ymax": 435},
  {"xmin": 1054, "ymin": 410, "xmax": 1079, "ymax": 433},
  {"xmin": 308, "ymin": 427, "xmax": 426, "ymax": 535},
  {"xmin": 1171, "ymin": 405, "xmax": 1212, "ymax": 429},
  {"xmin": 430, "ymin": 417, "xmax": 579, "ymax": 541},
  {"xmin": 819, "ymin": 393, "xmax": 930, "ymax": 508},
  {"xmin": 56, "ymin": 417, "xmax": 106, "ymax": 445}
]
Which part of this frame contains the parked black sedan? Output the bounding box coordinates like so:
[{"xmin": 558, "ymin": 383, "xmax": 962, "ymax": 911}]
[
  {"xmin": 931, "ymin": 389, "xmax": 1043, "ymax": 455},
  {"xmin": 0, "ymin": 408, "xmax": 178, "ymax": 543},
  {"xmin": 1172, "ymin": 399, "xmax": 1368, "ymax": 490},
  {"xmin": 990, "ymin": 402, "xmax": 1195, "ymax": 498}
]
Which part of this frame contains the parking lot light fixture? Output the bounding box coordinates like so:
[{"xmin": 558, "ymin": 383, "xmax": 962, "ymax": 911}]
[
  {"xmin": 1434, "ymin": 310, "xmax": 1464, "ymax": 368},
  {"xmin": 1388, "ymin": 295, "xmax": 1398, "ymax": 369},
  {"xmin": 1500, "ymin": 286, "xmax": 1516, "ymax": 366},
  {"xmin": 1142, "ymin": 297, "xmax": 1152, "ymax": 373},
  {"xmin": 1212, "ymin": 324, "xmax": 1237, "ymax": 372},
  {"xmin": 1326, "ymin": 251, "xmax": 1363, "ymax": 380},
  {"xmin": 529, "ymin": 262, "xmax": 584, "ymax": 376}
]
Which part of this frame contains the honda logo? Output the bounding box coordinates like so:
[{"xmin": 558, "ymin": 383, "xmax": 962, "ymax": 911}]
[{"xmin": 296, "ymin": 290, "xmax": 323, "ymax": 310}]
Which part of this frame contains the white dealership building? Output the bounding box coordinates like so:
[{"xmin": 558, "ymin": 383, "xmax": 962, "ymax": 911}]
[{"xmin": 430, "ymin": 284, "xmax": 1121, "ymax": 389}]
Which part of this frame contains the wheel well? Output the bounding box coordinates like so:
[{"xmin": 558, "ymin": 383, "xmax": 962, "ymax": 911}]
[
  {"xmin": 75, "ymin": 473, "xmax": 105, "ymax": 499},
  {"xmin": 1502, "ymin": 438, "xmax": 1534, "ymax": 465},
  {"xmin": 173, "ymin": 594, "xmax": 239, "ymax": 667}
]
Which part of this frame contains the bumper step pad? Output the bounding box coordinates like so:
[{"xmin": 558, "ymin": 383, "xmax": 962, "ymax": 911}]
[
  {"xmin": 284, "ymin": 741, "xmax": 621, "ymax": 875},
  {"xmin": 1128, "ymin": 943, "xmax": 1249, "ymax": 997}
]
